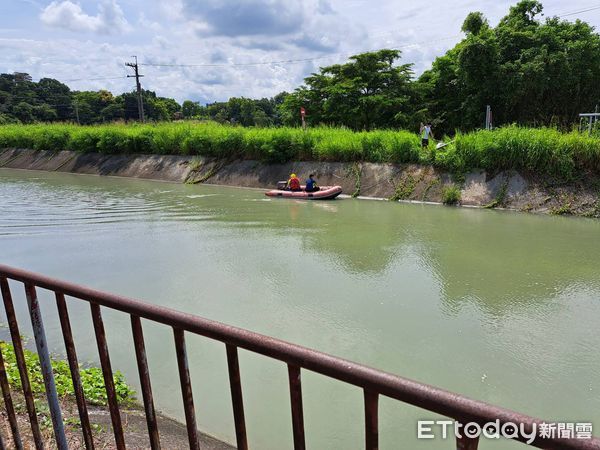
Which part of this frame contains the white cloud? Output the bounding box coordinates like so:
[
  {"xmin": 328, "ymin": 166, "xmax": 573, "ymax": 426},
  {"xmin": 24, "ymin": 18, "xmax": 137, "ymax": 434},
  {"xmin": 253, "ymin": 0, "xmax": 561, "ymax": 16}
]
[
  {"xmin": 40, "ymin": 0, "xmax": 130, "ymax": 34},
  {"xmin": 0, "ymin": 0, "xmax": 597, "ymax": 105}
]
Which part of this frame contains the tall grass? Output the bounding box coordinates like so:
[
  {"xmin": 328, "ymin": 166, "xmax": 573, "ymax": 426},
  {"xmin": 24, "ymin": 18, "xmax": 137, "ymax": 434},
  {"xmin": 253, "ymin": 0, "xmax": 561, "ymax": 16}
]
[
  {"xmin": 430, "ymin": 125, "xmax": 600, "ymax": 179},
  {"xmin": 0, "ymin": 122, "xmax": 599, "ymax": 178},
  {"xmin": 0, "ymin": 122, "xmax": 422, "ymax": 165}
]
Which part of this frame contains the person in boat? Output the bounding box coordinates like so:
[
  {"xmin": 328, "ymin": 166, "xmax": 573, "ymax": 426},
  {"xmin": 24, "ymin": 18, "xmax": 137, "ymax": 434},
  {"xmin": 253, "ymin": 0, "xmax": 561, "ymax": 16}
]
[
  {"xmin": 286, "ymin": 173, "xmax": 302, "ymax": 192},
  {"xmin": 305, "ymin": 174, "xmax": 320, "ymax": 192}
]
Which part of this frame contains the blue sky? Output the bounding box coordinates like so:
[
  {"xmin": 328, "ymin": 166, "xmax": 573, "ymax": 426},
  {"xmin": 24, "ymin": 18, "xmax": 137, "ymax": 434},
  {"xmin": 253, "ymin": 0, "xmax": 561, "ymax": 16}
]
[{"xmin": 0, "ymin": 0, "xmax": 599, "ymax": 104}]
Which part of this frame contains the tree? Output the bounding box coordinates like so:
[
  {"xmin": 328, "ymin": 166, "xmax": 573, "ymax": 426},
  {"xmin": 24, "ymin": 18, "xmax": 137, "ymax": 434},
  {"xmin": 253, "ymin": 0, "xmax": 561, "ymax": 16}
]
[
  {"xmin": 462, "ymin": 12, "xmax": 489, "ymax": 36},
  {"xmin": 182, "ymin": 100, "xmax": 202, "ymax": 118},
  {"xmin": 419, "ymin": 0, "xmax": 600, "ymax": 133},
  {"xmin": 36, "ymin": 78, "xmax": 72, "ymax": 121},
  {"xmin": 32, "ymin": 104, "xmax": 57, "ymax": 122},
  {"xmin": 12, "ymin": 102, "xmax": 34, "ymax": 123},
  {"xmin": 280, "ymin": 49, "xmax": 415, "ymax": 130},
  {"xmin": 100, "ymin": 101, "xmax": 125, "ymax": 122},
  {"xmin": 74, "ymin": 91, "xmax": 116, "ymax": 124}
]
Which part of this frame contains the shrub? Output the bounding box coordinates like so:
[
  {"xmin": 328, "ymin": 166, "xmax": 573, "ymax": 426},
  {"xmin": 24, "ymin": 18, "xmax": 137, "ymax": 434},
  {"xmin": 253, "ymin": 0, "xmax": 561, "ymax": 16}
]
[
  {"xmin": 0, "ymin": 341, "xmax": 135, "ymax": 406},
  {"xmin": 442, "ymin": 185, "xmax": 461, "ymax": 205},
  {"xmin": 0, "ymin": 123, "xmax": 599, "ymax": 178}
]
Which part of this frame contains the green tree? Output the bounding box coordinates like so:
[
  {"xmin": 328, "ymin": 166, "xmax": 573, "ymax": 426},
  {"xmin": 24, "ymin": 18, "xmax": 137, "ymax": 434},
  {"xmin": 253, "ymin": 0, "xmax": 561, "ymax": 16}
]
[
  {"xmin": 182, "ymin": 100, "xmax": 202, "ymax": 118},
  {"xmin": 280, "ymin": 50, "xmax": 415, "ymax": 130},
  {"xmin": 419, "ymin": 0, "xmax": 600, "ymax": 133},
  {"xmin": 36, "ymin": 78, "xmax": 72, "ymax": 121},
  {"xmin": 461, "ymin": 12, "xmax": 489, "ymax": 36},
  {"xmin": 32, "ymin": 104, "xmax": 58, "ymax": 122},
  {"xmin": 12, "ymin": 102, "xmax": 34, "ymax": 123}
]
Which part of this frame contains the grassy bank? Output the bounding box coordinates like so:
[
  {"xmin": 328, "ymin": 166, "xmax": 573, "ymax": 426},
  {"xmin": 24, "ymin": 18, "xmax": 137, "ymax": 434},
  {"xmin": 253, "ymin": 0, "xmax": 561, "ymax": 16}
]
[
  {"xmin": 0, "ymin": 340, "xmax": 135, "ymax": 447},
  {"xmin": 0, "ymin": 340, "xmax": 134, "ymax": 408},
  {"xmin": 0, "ymin": 122, "xmax": 599, "ymax": 179}
]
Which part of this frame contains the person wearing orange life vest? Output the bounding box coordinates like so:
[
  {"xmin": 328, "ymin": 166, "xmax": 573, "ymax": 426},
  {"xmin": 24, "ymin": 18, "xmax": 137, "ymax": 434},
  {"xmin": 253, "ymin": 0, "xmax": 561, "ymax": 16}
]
[{"xmin": 286, "ymin": 173, "xmax": 302, "ymax": 191}]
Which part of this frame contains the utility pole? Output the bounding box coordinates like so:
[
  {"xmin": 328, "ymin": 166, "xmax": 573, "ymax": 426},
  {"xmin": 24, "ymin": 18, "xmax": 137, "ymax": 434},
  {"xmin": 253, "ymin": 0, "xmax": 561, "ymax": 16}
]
[
  {"xmin": 74, "ymin": 102, "xmax": 80, "ymax": 125},
  {"xmin": 485, "ymin": 105, "xmax": 493, "ymax": 130},
  {"xmin": 126, "ymin": 56, "xmax": 145, "ymax": 122}
]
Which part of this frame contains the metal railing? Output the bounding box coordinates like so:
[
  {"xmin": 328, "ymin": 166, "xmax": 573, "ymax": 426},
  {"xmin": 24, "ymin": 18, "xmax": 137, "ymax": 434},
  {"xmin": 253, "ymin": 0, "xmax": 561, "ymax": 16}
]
[{"xmin": 0, "ymin": 264, "xmax": 598, "ymax": 450}]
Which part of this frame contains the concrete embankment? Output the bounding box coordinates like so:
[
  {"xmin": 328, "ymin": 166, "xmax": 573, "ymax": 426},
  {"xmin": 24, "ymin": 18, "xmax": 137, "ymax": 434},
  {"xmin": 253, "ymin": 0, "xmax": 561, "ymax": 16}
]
[{"xmin": 2, "ymin": 148, "xmax": 599, "ymax": 217}]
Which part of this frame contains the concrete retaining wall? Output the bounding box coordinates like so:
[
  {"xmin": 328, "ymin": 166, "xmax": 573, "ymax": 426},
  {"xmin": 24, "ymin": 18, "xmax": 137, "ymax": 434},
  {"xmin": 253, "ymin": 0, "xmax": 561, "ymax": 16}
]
[{"xmin": 2, "ymin": 148, "xmax": 599, "ymax": 217}]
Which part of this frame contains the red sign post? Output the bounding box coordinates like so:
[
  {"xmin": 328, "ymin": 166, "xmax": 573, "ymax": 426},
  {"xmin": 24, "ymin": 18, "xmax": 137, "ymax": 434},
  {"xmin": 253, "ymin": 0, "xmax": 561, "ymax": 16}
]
[{"xmin": 300, "ymin": 107, "xmax": 306, "ymax": 130}]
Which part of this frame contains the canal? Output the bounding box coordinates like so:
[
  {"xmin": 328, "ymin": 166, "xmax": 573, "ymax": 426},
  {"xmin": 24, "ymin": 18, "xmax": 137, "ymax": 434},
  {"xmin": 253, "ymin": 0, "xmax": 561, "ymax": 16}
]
[{"xmin": 1, "ymin": 168, "xmax": 599, "ymax": 449}]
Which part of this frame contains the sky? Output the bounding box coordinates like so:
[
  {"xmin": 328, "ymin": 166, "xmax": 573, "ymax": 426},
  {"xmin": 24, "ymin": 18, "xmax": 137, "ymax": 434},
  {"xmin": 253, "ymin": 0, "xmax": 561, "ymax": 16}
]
[{"xmin": 0, "ymin": 0, "xmax": 599, "ymax": 104}]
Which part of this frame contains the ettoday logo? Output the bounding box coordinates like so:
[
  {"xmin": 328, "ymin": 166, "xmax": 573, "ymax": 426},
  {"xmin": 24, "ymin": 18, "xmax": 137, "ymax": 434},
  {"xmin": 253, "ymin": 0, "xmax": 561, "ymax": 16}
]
[{"xmin": 417, "ymin": 420, "xmax": 593, "ymax": 444}]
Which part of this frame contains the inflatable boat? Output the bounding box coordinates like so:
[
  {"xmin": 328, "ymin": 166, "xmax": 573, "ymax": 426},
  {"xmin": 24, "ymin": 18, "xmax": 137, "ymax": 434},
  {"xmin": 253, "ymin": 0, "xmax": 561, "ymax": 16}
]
[{"xmin": 265, "ymin": 184, "xmax": 342, "ymax": 200}]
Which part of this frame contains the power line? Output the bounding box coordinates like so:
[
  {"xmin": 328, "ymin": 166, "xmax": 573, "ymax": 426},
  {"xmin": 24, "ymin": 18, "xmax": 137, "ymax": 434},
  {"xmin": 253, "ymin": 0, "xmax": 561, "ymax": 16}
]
[
  {"xmin": 136, "ymin": 4, "xmax": 599, "ymax": 71},
  {"xmin": 556, "ymin": 4, "xmax": 600, "ymax": 18},
  {"xmin": 139, "ymin": 35, "xmax": 461, "ymax": 69},
  {"xmin": 63, "ymin": 76, "xmax": 128, "ymax": 82}
]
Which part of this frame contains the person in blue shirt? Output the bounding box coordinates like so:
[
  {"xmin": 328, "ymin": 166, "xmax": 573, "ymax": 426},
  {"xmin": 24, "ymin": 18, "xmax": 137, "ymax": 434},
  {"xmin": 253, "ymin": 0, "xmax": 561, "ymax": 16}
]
[{"xmin": 305, "ymin": 174, "xmax": 320, "ymax": 192}]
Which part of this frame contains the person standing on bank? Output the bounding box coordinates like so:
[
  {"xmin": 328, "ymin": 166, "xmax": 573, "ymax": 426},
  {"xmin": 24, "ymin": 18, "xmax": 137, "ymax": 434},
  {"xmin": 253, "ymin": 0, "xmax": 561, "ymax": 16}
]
[{"xmin": 420, "ymin": 122, "xmax": 434, "ymax": 148}]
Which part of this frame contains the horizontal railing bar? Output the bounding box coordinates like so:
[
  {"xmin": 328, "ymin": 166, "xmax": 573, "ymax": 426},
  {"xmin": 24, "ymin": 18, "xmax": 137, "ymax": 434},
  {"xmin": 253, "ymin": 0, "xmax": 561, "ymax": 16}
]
[{"xmin": 0, "ymin": 265, "xmax": 598, "ymax": 450}]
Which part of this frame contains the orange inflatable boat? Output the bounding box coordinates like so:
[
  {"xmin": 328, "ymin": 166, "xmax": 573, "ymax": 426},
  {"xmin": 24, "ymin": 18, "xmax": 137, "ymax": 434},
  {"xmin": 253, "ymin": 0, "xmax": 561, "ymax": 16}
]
[{"xmin": 265, "ymin": 184, "xmax": 343, "ymax": 200}]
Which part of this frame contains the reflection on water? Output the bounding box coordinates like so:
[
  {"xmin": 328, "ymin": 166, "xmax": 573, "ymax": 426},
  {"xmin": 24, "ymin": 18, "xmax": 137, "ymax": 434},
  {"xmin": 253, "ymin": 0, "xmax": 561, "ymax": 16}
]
[{"xmin": 1, "ymin": 168, "xmax": 599, "ymax": 449}]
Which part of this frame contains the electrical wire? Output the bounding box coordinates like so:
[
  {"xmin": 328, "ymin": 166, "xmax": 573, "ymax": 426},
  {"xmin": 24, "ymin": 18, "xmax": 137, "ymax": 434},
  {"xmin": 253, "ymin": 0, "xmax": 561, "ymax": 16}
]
[
  {"xmin": 62, "ymin": 76, "xmax": 128, "ymax": 82},
  {"xmin": 556, "ymin": 4, "xmax": 600, "ymax": 18},
  {"xmin": 136, "ymin": 4, "xmax": 599, "ymax": 70},
  {"xmin": 139, "ymin": 36, "xmax": 461, "ymax": 69}
]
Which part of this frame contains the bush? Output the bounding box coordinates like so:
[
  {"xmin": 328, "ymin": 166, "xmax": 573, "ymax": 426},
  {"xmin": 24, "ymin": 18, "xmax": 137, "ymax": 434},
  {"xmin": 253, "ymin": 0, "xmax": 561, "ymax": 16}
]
[
  {"xmin": 0, "ymin": 123, "xmax": 599, "ymax": 178},
  {"xmin": 442, "ymin": 185, "xmax": 461, "ymax": 205},
  {"xmin": 0, "ymin": 341, "xmax": 135, "ymax": 406}
]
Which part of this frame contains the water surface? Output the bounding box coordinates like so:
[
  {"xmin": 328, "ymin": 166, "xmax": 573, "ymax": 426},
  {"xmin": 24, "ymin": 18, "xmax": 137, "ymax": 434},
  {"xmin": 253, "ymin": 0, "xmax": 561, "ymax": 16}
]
[{"xmin": 1, "ymin": 168, "xmax": 599, "ymax": 449}]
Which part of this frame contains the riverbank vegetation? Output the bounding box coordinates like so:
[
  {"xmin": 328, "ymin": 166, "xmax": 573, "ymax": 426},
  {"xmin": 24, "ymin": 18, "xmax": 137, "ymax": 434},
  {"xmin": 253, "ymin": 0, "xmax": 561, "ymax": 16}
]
[
  {"xmin": 0, "ymin": 340, "xmax": 135, "ymax": 446},
  {"xmin": 0, "ymin": 340, "xmax": 135, "ymax": 407},
  {"xmin": 1, "ymin": 1, "xmax": 598, "ymax": 136},
  {"xmin": 1, "ymin": 122, "xmax": 599, "ymax": 180}
]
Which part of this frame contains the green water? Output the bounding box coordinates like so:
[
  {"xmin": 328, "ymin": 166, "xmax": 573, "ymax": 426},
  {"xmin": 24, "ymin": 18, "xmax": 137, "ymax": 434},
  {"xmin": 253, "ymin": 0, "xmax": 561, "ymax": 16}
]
[{"xmin": 1, "ymin": 168, "xmax": 598, "ymax": 449}]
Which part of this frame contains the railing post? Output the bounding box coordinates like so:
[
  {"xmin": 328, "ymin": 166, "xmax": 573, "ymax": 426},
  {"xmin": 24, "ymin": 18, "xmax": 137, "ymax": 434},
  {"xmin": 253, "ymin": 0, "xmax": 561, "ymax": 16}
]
[
  {"xmin": 90, "ymin": 303, "xmax": 125, "ymax": 449},
  {"xmin": 456, "ymin": 422, "xmax": 479, "ymax": 450},
  {"xmin": 364, "ymin": 390, "xmax": 378, "ymax": 450},
  {"xmin": 0, "ymin": 343, "xmax": 23, "ymax": 450},
  {"xmin": 226, "ymin": 344, "xmax": 248, "ymax": 450},
  {"xmin": 25, "ymin": 284, "xmax": 68, "ymax": 450},
  {"xmin": 288, "ymin": 364, "xmax": 306, "ymax": 450},
  {"xmin": 131, "ymin": 315, "xmax": 161, "ymax": 450},
  {"xmin": 0, "ymin": 278, "xmax": 44, "ymax": 450},
  {"xmin": 55, "ymin": 293, "xmax": 95, "ymax": 450},
  {"xmin": 173, "ymin": 328, "xmax": 200, "ymax": 450}
]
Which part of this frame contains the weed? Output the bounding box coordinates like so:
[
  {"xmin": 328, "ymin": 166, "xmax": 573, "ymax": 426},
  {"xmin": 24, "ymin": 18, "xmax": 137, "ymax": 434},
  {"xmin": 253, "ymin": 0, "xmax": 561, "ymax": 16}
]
[
  {"xmin": 484, "ymin": 177, "xmax": 509, "ymax": 209},
  {"xmin": 0, "ymin": 341, "xmax": 135, "ymax": 407},
  {"xmin": 422, "ymin": 178, "xmax": 440, "ymax": 201},
  {"xmin": 0, "ymin": 123, "xmax": 598, "ymax": 180},
  {"xmin": 188, "ymin": 157, "xmax": 202, "ymax": 171},
  {"xmin": 346, "ymin": 162, "xmax": 362, "ymax": 197},
  {"xmin": 442, "ymin": 185, "xmax": 461, "ymax": 205},
  {"xmin": 389, "ymin": 173, "xmax": 424, "ymax": 201}
]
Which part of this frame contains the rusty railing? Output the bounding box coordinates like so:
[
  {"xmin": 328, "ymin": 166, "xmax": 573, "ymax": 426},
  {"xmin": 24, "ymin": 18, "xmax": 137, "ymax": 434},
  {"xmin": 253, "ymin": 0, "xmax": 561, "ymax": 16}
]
[{"xmin": 0, "ymin": 264, "xmax": 598, "ymax": 450}]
